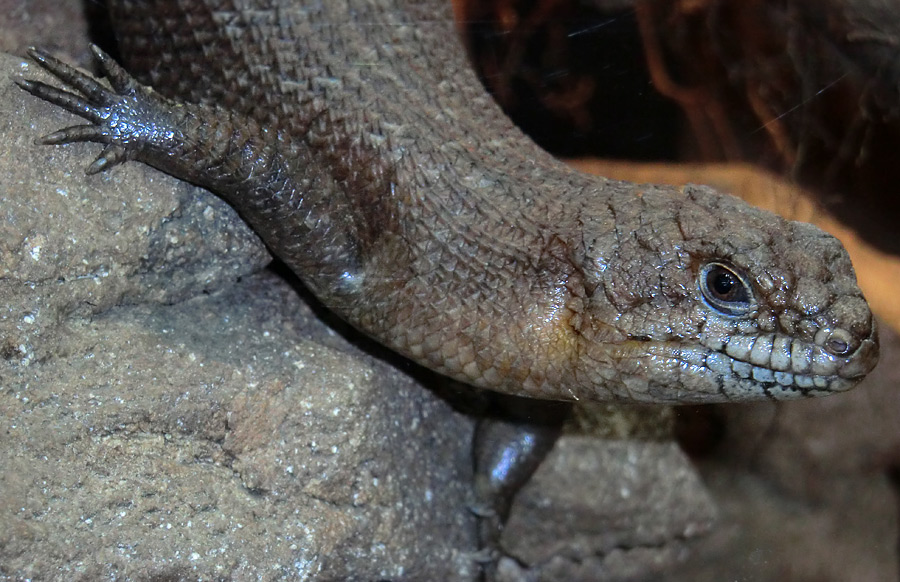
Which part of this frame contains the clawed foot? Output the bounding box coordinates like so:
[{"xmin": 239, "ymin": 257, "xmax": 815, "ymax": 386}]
[{"xmin": 16, "ymin": 45, "xmax": 174, "ymax": 173}]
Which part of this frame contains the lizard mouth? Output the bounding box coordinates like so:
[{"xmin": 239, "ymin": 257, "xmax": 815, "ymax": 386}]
[
  {"xmin": 688, "ymin": 318, "xmax": 878, "ymax": 400},
  {"xmin": 612, "ymin": 317, "xmax": 879, "ymax": 403}
]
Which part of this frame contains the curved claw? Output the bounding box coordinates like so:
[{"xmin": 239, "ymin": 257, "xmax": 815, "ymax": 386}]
[
  {"xmin": 14, "ymin": 78, "xmax": 105, "ymax": 123},
  {"xmin": 26, "ymin": 47, "xmax": 118, "ymax": 105},
  {"xmin": 39, "ymin": 124, "xmax": 105, "ymax": 145},
  {"xmin": 466, "ymin": 547, "xmax": 498, "ymax": 565},
  {"xmin": 87, "ymin": 145, "xmax": 129, "ymax": 174},
  {"xmin": 89, "ymin": 44, "xmax": 140, "ymax": 94},
  {"xmin": 467, "ymin": 501, "xmax": 498, "ymax": 519}
]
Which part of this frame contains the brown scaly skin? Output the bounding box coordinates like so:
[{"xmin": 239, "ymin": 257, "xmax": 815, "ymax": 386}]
[
  {"xmin": 16, "ymin": 0, "xmax": 877, "ymax": 405},
  {"xmin": 15, "ymin": 0, "xmax": 878, "ymax": 573}
]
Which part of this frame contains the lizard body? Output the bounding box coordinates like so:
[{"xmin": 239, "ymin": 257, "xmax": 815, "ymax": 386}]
[{"xmin": 18, "ymin": 0, "xmax": 878, "ymax": 404}]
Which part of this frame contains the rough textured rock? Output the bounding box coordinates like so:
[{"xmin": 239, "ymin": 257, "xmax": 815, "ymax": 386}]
[
  {"xmin": 0, "ymin": 0, "xmax": 92, "ymax": 65},
  {"xmin": 497, "ymin": 439, "xmax": 716, "ymax": 582},
  {"xmin": 0, "ymin": 50, "xmax": 717, "ymax": 581},
  {"xmin": 0, "ymin": 270, "xmax": 479, "ymax": 581},
  {"xmin": 0, "ymin": 52, "xmax": 271, "ymax": 366}
]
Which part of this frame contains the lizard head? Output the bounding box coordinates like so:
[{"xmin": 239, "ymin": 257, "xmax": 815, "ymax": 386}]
[{"xmin": 575, "ymin": 184, "xmax": 878, "ymax": 403}]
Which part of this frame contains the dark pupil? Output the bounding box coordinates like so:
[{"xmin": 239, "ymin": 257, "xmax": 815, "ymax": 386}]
[{"xmin": 710, "ymin": 270, "xmax": 737, "ymax": 298}]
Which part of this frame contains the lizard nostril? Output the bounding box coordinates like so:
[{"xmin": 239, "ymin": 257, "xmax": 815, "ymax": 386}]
[
  {"xmin": 821, "ymin": 328, "xmax": 853, "ymax": 356},
  {"xmin": 825, "ymin": 337, "xmax": 849, "ymax": 356}
]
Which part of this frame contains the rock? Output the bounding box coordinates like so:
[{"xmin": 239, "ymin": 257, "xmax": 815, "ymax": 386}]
[
  {"xmin": 0, "ymin": 269, "xmax": 480, "ymax": 581},
  {"xmin": 0, "ymin": 0, "xmax": 92, "ymax": 64},
  {"xmin": 497, "ymin": 439, "xmax": 716, "ymax": 582},
  {"xmin": 0, "ymin": 52, "xmax": 271, "ymax": 366}
]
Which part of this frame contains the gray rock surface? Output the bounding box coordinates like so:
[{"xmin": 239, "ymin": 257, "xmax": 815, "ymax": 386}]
[
  {"xmin": 0, "ymin": 0, "xmax": 91, "ymax": 65},
  {"xmin": 0, "ymin": 50, "xmax": 717, "ymax": 581},
  {"xmin": 497, "ymin": 439, "xmax": 716, "ymax": 582},
  {"xmin": 0, "ymin": 272, "xmax": 479, "ymax": 581},
  {"xmin": 0, "ymin": 52, "xmax": 271, "ymax": 366}
]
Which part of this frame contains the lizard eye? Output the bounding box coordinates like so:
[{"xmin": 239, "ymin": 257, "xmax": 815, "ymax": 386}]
[{"xmin": 699, "ymin": 262, "xmax": 756, "ymax": 317}]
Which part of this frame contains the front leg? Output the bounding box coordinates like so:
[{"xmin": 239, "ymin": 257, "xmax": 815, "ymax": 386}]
[
  {"xmin": 472, "ymin": 395, "xmax": 570, "ymax": 579},
  {"xmin": 18, "ymin": 46, "xmax": 250, "ymax": 178},
  {"xmin": 17, "ymin": 46, "xmax": 364, "ymax": 292}
]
